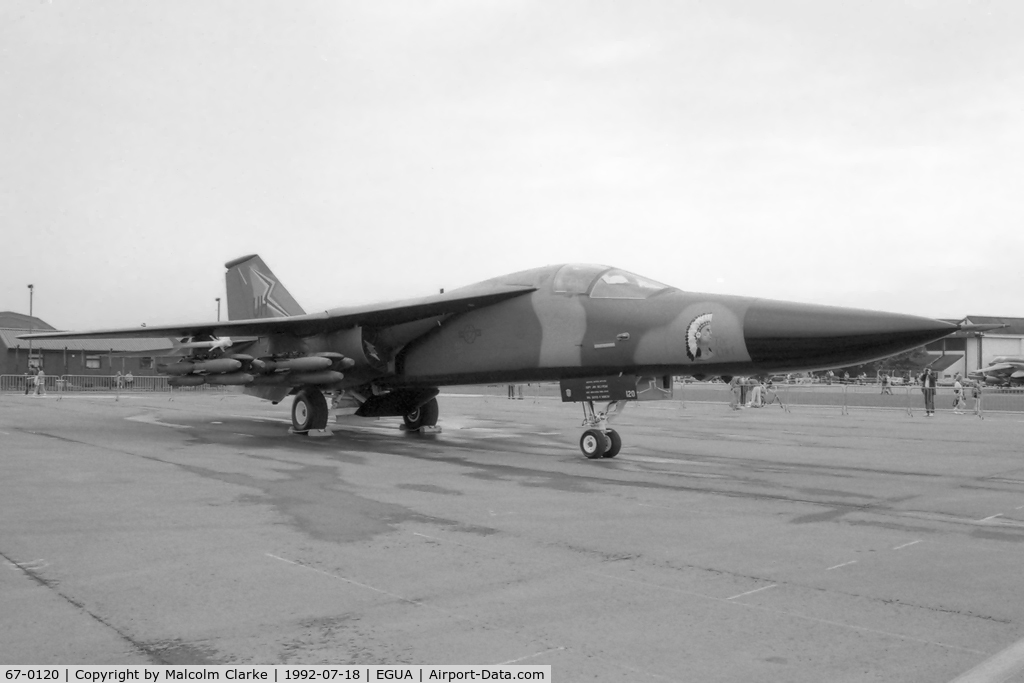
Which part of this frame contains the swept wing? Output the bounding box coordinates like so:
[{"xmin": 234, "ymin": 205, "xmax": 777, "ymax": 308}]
[{"xmin": 19, "ymin": 285, "xmax": 537, "ymax": 342}]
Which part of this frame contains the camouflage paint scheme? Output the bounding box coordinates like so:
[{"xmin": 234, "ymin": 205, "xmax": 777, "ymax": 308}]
[
  {"xmin": 393, "ymin": 264, "xmax": 955, "ymax": 388},
  {"xmin": 21, "ymin": 255, "xmax": 957, "ymax": 412}
]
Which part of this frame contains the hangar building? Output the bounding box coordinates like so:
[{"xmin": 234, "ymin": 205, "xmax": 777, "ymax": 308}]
[
  {"xmin": 962, "ymin": 315, "xmax": 1024, "ymax": 374},
  {"xmin": 919, "ymin": 315, "xmax": 1024, "ymax": 380}
]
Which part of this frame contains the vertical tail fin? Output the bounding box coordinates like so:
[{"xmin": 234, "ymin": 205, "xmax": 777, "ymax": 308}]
[{"xmin": 224, "ymin": 254, "xmax": 306, "ymax": 320}]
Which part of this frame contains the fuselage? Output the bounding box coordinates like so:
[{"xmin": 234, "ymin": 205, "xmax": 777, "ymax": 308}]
[{"xmin": 372, "ymin": 264, "xmax": 954, "ymax": 388}]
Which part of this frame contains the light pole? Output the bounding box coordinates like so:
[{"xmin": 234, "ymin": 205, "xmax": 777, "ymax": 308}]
[
  {"xmin": 27, "ymin": 284, "xmax": 34, "ymax": 371},
  {"xmin": 216, "ymin": 297, "xmax": 221, "ymax": 322}
]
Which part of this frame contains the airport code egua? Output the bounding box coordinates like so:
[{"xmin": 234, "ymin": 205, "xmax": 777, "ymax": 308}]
[{"xmin": 27, "ymin": 671, "xmax": 547, "ymax": 682}]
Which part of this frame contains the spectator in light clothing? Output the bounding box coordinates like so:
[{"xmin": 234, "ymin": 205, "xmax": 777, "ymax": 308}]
[
  {"xmin": 750, "ymin": 380, "xmax": 763, "ymax": 407},
  {"xmin": 919, "ymin": 368, "xmax": 937, "ymax": 417},
  {"xmin": 952, "ymin": 374, "xmax": 966, "ymax": 414},
  {"xmin": 34, "ymin": 368, "xmax": 46, "ymax": 396}
]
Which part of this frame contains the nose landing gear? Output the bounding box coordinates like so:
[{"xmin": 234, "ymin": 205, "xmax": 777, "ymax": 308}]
[{"xmin": 578, "ymin": 400, "xmax": 624, "ymax": 459}]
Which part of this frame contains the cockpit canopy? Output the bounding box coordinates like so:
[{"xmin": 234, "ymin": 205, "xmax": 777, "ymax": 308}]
[{"xmin": 552, "ymin": 264, "xmax": 670, "ymax": 299}]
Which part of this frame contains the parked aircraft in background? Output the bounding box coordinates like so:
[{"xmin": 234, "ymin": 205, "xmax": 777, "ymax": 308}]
[
  {"xmin": 970, "ymin": 357, "xmax": 1024, "ymax": 386},
  {"xmin": 22, "ymin": 255, "xmax": 959, "ymax": 458}
]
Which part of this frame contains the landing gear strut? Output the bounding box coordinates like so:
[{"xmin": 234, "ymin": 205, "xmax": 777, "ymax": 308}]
[
  {"xmin": 292, "ymin": 386, "xmax": 329, "ymax": 433},
  {"xmin": 578, "ymin": 400, "xmax": 624, "ymax": 459}
]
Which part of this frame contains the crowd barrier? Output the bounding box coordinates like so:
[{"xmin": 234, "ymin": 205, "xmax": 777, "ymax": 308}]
[
  {"xmin": 0, "ymin": 374, "xmax": 224, "ymax": 394},
  {"xmin": 458, "ymin": 382, "xmax": 1024, "ymax": 416},
  {"xmin": 677, "ymin": 381, "xmax": 1024, "ymax": 417}
]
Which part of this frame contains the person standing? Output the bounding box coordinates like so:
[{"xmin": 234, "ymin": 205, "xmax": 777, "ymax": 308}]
[
  {"xmin": 729, "ymin": 376, "xmax": 742, "ymax": 410},
  {"xmin": 919, "ymin": 368, "xmax": 937, "ymax": 417},
  {"xmin": 34, "ymin": 367, "xmax": 46, "ymax": 396},
  {"xmin": 952, "ymin": 374, "xmax": 966, "ymax": 414},
  {"xmin": 972, "ymin": 380, "xmax": 983, "ymax": 416}
]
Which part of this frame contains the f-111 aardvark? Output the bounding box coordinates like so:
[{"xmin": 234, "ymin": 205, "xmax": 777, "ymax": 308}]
[{"xmin": 22, "ymin": 255, "xmax": 958, "ymax": 458}]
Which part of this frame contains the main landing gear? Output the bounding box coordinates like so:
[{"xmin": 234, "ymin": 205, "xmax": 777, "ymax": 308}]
[
  {"xmin": 578, "ymin": 400, "xmax": 624, "ymax": 459},
  {"xmin": 402, "ymin": 397, "xmax": 439, "ymax": 431},
  {"xmin": 291, "ymin": 386, "xmax": 329, "ymax": 433},
  {"xmin": 291, "ymin": 387, "xmax": 442, "ymax": 436}
]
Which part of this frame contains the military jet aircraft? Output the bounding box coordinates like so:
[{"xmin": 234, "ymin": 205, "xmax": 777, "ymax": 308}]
[
  {"xmin": 21, "ymin": 255, "xmax": 958, "ymax": 458},
  {"xmin": 969, "ymin": 357, "xmax": 1024, "ymax": 386}
]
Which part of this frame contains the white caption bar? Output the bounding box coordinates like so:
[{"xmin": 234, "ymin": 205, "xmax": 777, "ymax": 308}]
[{"xmin": 0, "ymin": 666, "xmax": 551, "ymax": 683}]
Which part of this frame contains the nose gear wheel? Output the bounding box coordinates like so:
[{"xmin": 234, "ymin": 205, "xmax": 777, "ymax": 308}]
[
  {"xmin": 577, "ymin": 400, "xmax": 625, "ymax": 459},
  {"xmin": 580, "ymin": 429, "xmax": 609, "ymax": 459}
]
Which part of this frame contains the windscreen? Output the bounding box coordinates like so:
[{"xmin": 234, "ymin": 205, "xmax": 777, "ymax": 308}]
[{"xmin": 589, "ymin": 269, "xmax": 669, "ymax": 299}]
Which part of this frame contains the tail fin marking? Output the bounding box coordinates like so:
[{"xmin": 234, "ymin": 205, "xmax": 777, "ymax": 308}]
[{"xmin": 224, "ymin": 255, "xmax": 306, "ymax": 320}]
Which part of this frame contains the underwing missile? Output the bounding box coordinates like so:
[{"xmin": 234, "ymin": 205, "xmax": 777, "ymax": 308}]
[
  {"xmin": 315, "ymin": 352, "xmax": 356, "ymax": 369},
  {"xmin": 159, "ymin": 362, "xmax": 195, "ymax": 376},
  {"xmin": 277, "ymin": 356, "xmax": 334, "ymax": 372},
  {"xmin": 192, "ymin": 358, "xmax": 243, "ymax": 374},
  {"xmin": 286, "ymin": 370, "xmax": 345, "ymax": 385},
  {"xmin": 260, "ymin": 357, "xmax": 334, "ymax": 373},
  {"xmin": 158, "ymin": 358, "xmax": 242, "ymax": 376},
  {"xmin": 205, "ymin": 372, "xmax": 255, "ymax": 385}
]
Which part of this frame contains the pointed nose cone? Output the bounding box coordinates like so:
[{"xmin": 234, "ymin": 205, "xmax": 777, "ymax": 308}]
[{"xmin": 743, "ymin": 300, "xmax": 957, "ymax": 370}]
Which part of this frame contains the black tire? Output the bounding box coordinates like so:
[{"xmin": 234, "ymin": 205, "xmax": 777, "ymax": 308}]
[
  {"xmin": 292, "ymin": 388, "xmax": 328, "ymax": 432},
  {"xmin": 580, "ymin": 429, "xmax": 607, "ymax": 459},
  {"xmin": 403, "ymin": 397, "xmax": 439, "ymax": 430},
  {"xmin": 602, "ymin": 429, "xmax": 622, "ymax": 458}
]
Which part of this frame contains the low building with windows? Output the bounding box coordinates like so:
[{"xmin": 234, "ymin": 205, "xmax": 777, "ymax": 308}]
[{"xmin": 0, "ymin": 312, "xmax": 172, "ymax": 377}]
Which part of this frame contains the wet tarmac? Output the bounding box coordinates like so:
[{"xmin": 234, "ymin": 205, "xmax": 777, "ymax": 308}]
[{"xmin": 2, "ymin": 390, "xmax": 1024, "ymax": 681}]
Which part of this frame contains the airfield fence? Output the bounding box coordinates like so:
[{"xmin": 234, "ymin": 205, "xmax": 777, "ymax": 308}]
[
  {"xmin": 674, "ymin": 381, "xmax": 1024, "ymax": 417},
  {"xmin": 4, "ymin": 375, "xmax": 1023, "ymax": 416},
  {"xmin": 0, "ymin": 374, "xmax": 224, "ymax": 395},
  {"xmin": 473, "ymin": 381, "xmax": 1024, "ymax": 417}
]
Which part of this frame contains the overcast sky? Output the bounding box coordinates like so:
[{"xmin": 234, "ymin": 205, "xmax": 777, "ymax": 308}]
[{"xmin": 2, "ymin": 0, "xmax": 1022, "ymax": 330}]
